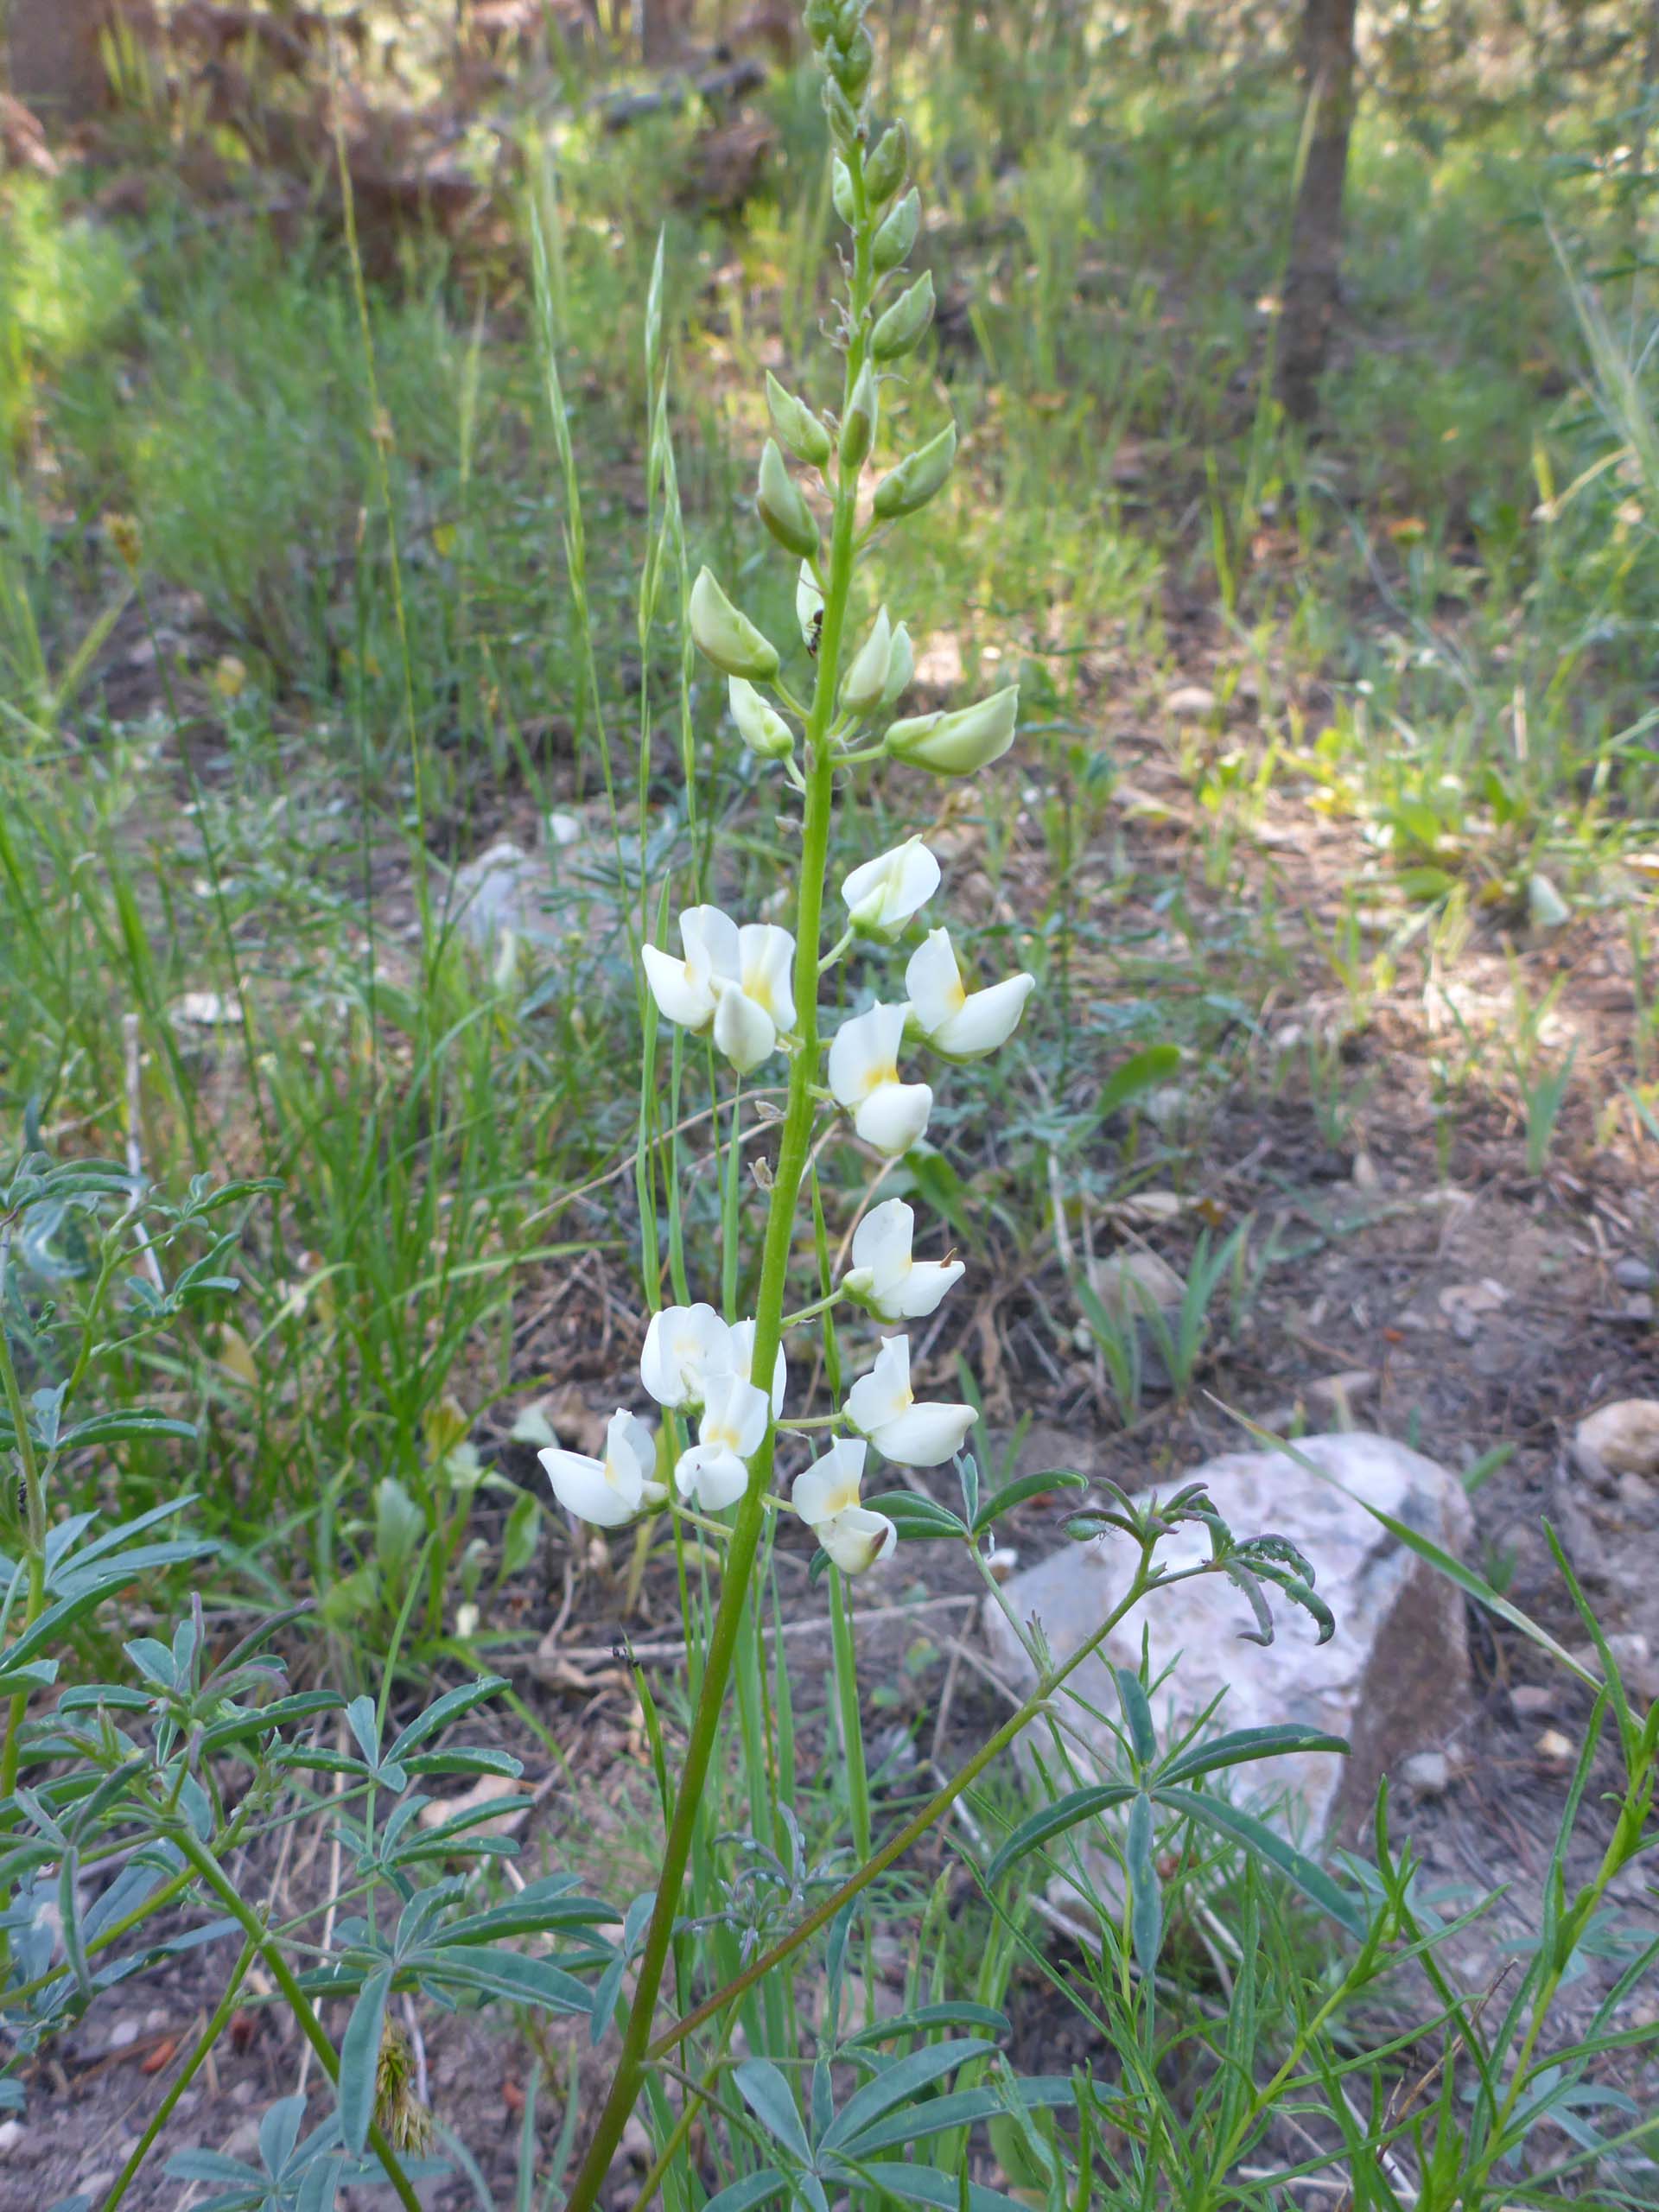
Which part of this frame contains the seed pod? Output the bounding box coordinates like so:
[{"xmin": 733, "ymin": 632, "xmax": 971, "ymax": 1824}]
[
  {"xmin": 841, "ymin": 605, "xmax": 892, "ymax": 715},
  {"xmin": 872, "ymin": 420, "xmax": 957, "ymax": 519},
  {"xmin": 690, "ymin": 566, "xmax": 781, "ymax": 683},
  {"xmin": 823, "ymin": 76, "xmax": 861, "ymax": 149},
  {"xmin": 840, "ymin": 360, "xmax": 878, "ymax": 474},
  {"xmin": 766, "ymin": 372, "xmax": 832, "ymax": 467},
  {"xmin": 871, "ymin": 270, "xmax": 935, "ymax": 362},
  {"xmin": 886, "ymin": 686, "xmax": 1019, "ymax": 775},
  {"xmin": 831, "ymin": 156, "xmax": 855, "ymax": 226},
  {"xmin": 757, "ymin": 438, "xmax": 820, "ymax": 559},
  {"xmin": 729, "ymin": 677, "xmax": 795, "ymax": 760},
  {"xmin": 873, "ymin": 187, "xmax": 920, "ymax": 273},
  {"xmin": 879, "ymin": 620, "xmax": 914, "ymax": 709},
  {"xmin": 828, "ymin": 21, "xmax": 874, "ymax": 95},
  {"xmin": 864, "ymin": 120, "xmax": 907, "ymax": 207}
]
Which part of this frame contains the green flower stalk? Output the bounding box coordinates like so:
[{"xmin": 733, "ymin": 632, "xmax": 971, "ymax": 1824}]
[{"xmin": 553, "ymin": 8, "xmax": 1033, "ymax": 2199}]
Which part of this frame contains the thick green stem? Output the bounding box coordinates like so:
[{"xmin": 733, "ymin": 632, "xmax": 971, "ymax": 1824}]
[
  {"xmin": 563, "ymin": 140, "xmax": 880, "ymax": 2212},
  {"xmin": 172, "ymin": 1831, "xmax": 423, "ymax": 2212},
  {"xmin": 650, "ymin": 1552, "xmax": 1167, "ymax": 2059},
  {"xmin": 99, "ymin": 1936, "xmax": 257, "ymax": 2212}
]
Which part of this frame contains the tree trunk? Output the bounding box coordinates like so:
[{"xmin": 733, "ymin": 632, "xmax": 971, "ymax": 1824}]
[
  {"xmin": 1277, "ymin": 0, "xmax": 1358, "ymax": 424},
  {"xmin": 6, "ymin": 0, "xmax": 111, "ymax": 126}
]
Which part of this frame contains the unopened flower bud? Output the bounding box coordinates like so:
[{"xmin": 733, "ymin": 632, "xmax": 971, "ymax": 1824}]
[
  {"xmin": 834, "ymin": 0, "xmax": 862, "ymax": 35},
  {"xmin": 796, "ymin": 561, "xmax": 825, "ymax": 651},
  {"xmin": 766, "ymin": 372, "xmax": 832, "ymax": 467},
  {"xmin": 840, "ymin": 360, "xmax": 878, "ymax": 473},
  {"xmin": 828, "ymin": 20, "xmax": 874, "ymax": 95},
  {"xmin": 879, "ymin": 620, "xmax": 914, "ymax": 709},
  {"xmin": 804, "ymin": 0, "xmax": 837, "ymax": 40},
  {"xmin": 872, "ymin": 270, "xmax": 934, "ymax": 362},
  {"xmin": 873, "ymin": 187, "xmax": 919, "ymax": 272},
  {"xmin": 823, "ymin": 75, "xmax": 861, "ymax": 148},
  {"xmin": 886, "ymin": 686, "xmax": 1019, "ymax": 776},
  {"xmin": 729, "ymin": 677, "xmax": 795, "ymax": 760},
  {"xmin": 832, "ymin": 156, "xmax": 855, "ymax": 226},
  {"xmin": 872, "ymin": 420, "xmax": 956, "ymax": 519},
  {"xmin": 841, "ymin": 605, "xmax": 892, "ymax": 715},
  {"xmin": 757, "ymin": 438, "xmax": 819, "ymax": 559},
  {"xmin": 864, "ymin": 120, "xmax": 907, "ymax": 206},
  {"xmin": 690, "ymin": 566, "xmax": 781, "ymax": 683}
]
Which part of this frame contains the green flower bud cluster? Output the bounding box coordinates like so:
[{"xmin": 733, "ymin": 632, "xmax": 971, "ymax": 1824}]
[{"xmin": 678, "ymin": 8, "xmax": 1016, "ymax": 791}]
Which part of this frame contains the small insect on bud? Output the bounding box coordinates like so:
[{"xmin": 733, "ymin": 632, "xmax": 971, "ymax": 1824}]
[
  {"xmin": 840, "ymin": 360, "xmax": 878, "ymax": 473},
  {"xmin": 796, "ymin": 561, "xmax": 826, "ymax": 652},
  {"xmin": 864, "ymin": 120, "xmax": 907, "ymax": 207},
  {"xmin": 827, "ymin": 20, "xmax": 874, "ymax": 95},
  {"xmin": 729, "ymin": 677, "xmax": 796, "ymax": 760},
  {"xmin": 690, "ymin": 567, "xmax": 781, "ymax": 683},
  {"xmin": 880, "ymin": 620, "xmax": 914, "ymax": 709},
  {"xmin": 823, "ymin": 75, "xmax": 861, "ymax": 149},
  {"xmin": 757, "ymin": 438, "xmax": 820, "ymax": 559},
  {"xmin": 831, "ymin": 156, "xmax": 855, "ymax": 227},
  {"xmin": 886, "ymin": 686, "xmax": 1020, "ymax": 776},
  {"xmin": 872, "ymin": 420, "xmax": 957, "ymax": 520},
  {"xmin": 766, "ymin": 372, "xmax": 833, "ymax": 467},
  {"xmin": 871, "ymin": 270, "xmax": 935, "ymax": 362},
  {"xmin": 841, "ymin": 605, "xmax": 892, "ymax": 715},
  {"xmin": 873, "ymin": 187, "xmax": 920, "ymax": 273}
]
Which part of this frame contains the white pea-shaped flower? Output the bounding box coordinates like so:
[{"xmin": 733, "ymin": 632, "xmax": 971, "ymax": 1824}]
[
  {"xmin": 841, "ymin": 837, "xmax": 940, "ymax": 942},
  {"xmin": 728, "ymin": 1317, "xmax": 788, "ymax": 1418},
  {"xmin": 828, "ymin": 1001, "xmax": 933, "ymax": 1156},
  {"xmin": 906, "ymin": 928, "xmax": 1035, "ymax": 1060},
  {"xmin": 640, "ymin": 905, "xmax": 738, "ymax": 1034},
  {"xmin": 642, "ymin": 908, "xmax": 797, "ymax": 1073},
  {"xmin": 791, "ymin": 1437, "xmax": 896, "ymax": 1574},
  {"xmin": 841, "ymin": 606, "xmax": 893, "ymax": 716},
  {"xmin": 843, "ymin": 1198, "xmax": 963, "ymax": 1321},
  {"xmin": 639, "ymin": 1303, "xmax": 732, "ymax": 1411},
  {"xmin": 729, "ymin": 677, "xmax": 794, "ymax": 761},
  {"xmin": 540, "ymin": 1409, "xmax": 658, "ymax": 1529},
  {"xmin": 675, "ymin": 1370, "xmax": 772, "ymax": 1510},
  {"xmin": 846, "ymin": 1336, "xmax": 976, "ymax": 1467}
]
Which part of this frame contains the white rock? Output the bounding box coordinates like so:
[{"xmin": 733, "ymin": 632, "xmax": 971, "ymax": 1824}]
[
  {"xmin": 447, "ymin": 826, "xmax": 607, "ymax": 954},
  {"xmin": 1573, "ymin": 1400, "xmax": 1659, "ymax": 1484},
  {"xmin": 1164, "ymin": 683, "xmax": 1217, "ymax": 716},
  {"xmin": 982, "ymin": 1432, "xmax": 1472, "ymax": 1846},
  {"xmin": 1400, "ymin": 1749, "xmax": 1452, "ymax": 1795},
  {"xmin": 0, "ymin": 2120, "xmax": 22, "ymax": 2154}
]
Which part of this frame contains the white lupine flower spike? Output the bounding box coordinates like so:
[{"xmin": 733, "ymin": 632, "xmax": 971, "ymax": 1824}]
[
  {"xmin": 842, "ymin": 837, "xmax": 940, "ymax": 941},
  {"xmin": 639, "ymin": 1304, "xmax": 732, "ymax": 1410},
  {"xmin": 846, "ymin": 1336, "xmax": 976, "ymax": 1467},
  {"xmin": 540, "ymin": 1410, "xmax": 658, "ymax": 1529},
  {"xmin": 791, "ymin": 1438, "xmax": 897, "ymax": 1577},
  {"xmin": 675, "ymin": 1370, "xmax": 771, "ymax": 1510},
  {"xmin": 843, "ymin": 1198, "xmax": 963, "ymax": 1321},
  {"xmin": 828, "ymin": 1001, "xmax": 933, "ymax": 1156},
  {"xmin": 906, "ymin": 927, "xmax": 1035, "ymax": 1060}
]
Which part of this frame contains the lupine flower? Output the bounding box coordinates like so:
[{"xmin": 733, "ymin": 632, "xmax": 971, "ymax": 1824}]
[
  {"xmin": 540, "ymin": 1410, "xmax": 658, "ymax": 1528},
  {"xmin": 842, "ymin": 837, "xmax": 940, "ymax": 941},
  {"xmin": 842, "ymin": 1198, "xmax": 963, "ymax": 1320},
  {"xmin": 729, "ymin": 677, "xmax": 794, "ymax": 760},
  {"xmin": 791, "ymin": 1436, "xmax": 896, "ymax": 1573},
  {"xmin": 728, "ymin": 1318, "xmax": 788, "ymax": 1418},
  {"xmin": 642, "ymin": 908, "xmax": 797, "ymax": 1071},
  {"xmin": 689, "ymin": 567, "xmax": 780, "ymax": 683},
  {"xmin": 841, "ymin": 606, "xmax": 893, "ymax": 715},
  {"xmin": 846, "ymin": 1336, "xmax": 975, "ymax": 1466},
  {"xmin": 885, "ymin": 684, "xmax": 1017, "ymax": 774},
  {"xmin": 906, "ymin": 928, "xmax": 1034, "ymax": 1059},
  {"xmin": 639, "ymin": 1303, "xmax": 731, "ymax": 1410},
  {"xmin": 828, "ymin": 1001, "xmax": 933, "ymax": 1156},
  {"xmin": 675, "ymin": 1370, "xmax": 772, "ymax": 1510}
]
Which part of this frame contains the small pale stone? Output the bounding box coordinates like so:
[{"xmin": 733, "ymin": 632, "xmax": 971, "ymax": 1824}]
[
  {"xmin": 0, "ymin": 2120, "xmax": 22, "ymax": 2154},
  {"xmin": 1086, "ymin": 1247, "xmax": 1185, "ymax": 1319},
  {"xmin": 1164, "ymin": 683, "xmax": 1217, "ymax": 716},
  {"xmin": 106, "ymin": 2017, "xmax": 142, "ymax": 2050},
  {"xmin": 1574, "ymin": 1400, "xmax": 1659, "ymax": 1482},
  {"xmin": 1614, "ymin": 1256, "xmax": 1656, "ymax": 1290},
  {"xmin": 1536, "ymin": 1728, "xmax": 1575, "ymax": 1763},
  {"xmin": 1399, "ymin": 1749, "xmax": 1452, "ymax": 1794},
  {"xmin": 1510, "ymin": 1684, "xmax": 1555, "ymax": 1718}
]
